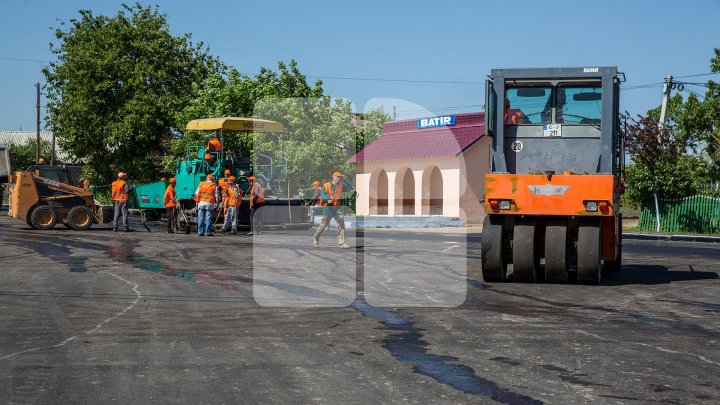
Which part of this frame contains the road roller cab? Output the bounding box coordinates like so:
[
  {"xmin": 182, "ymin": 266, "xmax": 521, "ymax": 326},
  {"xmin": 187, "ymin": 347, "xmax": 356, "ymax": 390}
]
[{"xmin": 481, "ymin": 67, "xmax": 624, "ymax": 284}]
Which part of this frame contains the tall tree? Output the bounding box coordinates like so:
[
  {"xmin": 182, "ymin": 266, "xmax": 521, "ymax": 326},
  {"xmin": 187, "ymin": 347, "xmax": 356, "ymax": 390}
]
[
  {"xmin": 43, "ymin": 3, "xmax": 216, "ymax": 184},
  {"xmin": 171, "ymin": 59, "xmax": 388, "ymax": 190}
]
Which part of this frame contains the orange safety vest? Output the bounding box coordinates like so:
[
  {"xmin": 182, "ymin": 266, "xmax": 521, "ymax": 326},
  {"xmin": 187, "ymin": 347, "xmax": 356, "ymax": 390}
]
[
  {"xmin": 164, "ymin": 185, "xmax": 177, "ymax": 208},
  {"xmin": 219, "ymin": 178, "xmax": 230, "ymax": 192},
  {"xmin": 207, "ymin": 139, "xmax": 222, "ymax": 152},
  {"xmin": 197, "ymin": 181, "xmax": 217, "ymax": 204},
  {"xmin": 322, "ymin": 182, "xmax": 343, "ymax": 206},
  {"xmin": 504, "ymin": 108, "xmax": 526, "ymax": 125},
  {"xmin": 111, "ymin": 180, "xmax": 128, "ymax": 202},
  {"xmin": 250, "ymin": 183, "xmax": 265, "ymax": 204},
  {"xmin": 224, "ymin": 185, "xmax": 242, "ymax": 207}
]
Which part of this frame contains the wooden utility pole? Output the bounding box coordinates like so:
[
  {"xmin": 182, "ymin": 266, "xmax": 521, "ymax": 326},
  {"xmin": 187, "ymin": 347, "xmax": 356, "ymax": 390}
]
[
  {"xmin": 653, "ymin": 75, "xmax": 673, "ymax": 232},
  {"xmin": 658, "ymin": 75, "xmax": 673, "ymax": 131}
]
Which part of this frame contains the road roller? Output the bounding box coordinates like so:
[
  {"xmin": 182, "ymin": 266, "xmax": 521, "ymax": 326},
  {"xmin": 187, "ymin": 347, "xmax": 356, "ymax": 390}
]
[{"xmin": 481, "ymin": 67, "xmax": 624, "ymax": 284}]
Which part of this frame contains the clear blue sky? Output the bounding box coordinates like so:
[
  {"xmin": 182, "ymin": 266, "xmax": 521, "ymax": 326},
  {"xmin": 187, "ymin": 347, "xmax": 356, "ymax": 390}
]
[{"xmin": 1, "ymin": 0, "xmax": 719, "ymax": 131}]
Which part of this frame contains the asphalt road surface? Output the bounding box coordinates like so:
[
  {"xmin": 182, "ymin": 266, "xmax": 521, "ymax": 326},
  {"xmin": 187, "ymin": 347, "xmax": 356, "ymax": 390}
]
[{"xmin": 0, "ymin": 213, "xmax": 719, "ymax": 404}]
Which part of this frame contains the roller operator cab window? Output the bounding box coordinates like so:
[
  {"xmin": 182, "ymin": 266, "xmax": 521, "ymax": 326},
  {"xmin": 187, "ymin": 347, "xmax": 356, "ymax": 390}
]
[
  {"xmin": 557, "ymin": 86, "xmax": 602, "ymax": 124},
  {"xmin": 504, "ymin": 87, "xmax": 552, "ymax": 125}
]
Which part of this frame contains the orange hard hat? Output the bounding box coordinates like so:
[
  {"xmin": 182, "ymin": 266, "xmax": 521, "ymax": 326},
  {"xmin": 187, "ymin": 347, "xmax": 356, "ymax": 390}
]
[
  {"xmin": 249, "ymin": 176, "xmax": 255, "ymax": 181},
  {"xmin": 333, "ymin": 171, "xmax": 342, "ymax": 177},
  {"xmin": 206, "ymin": 174, "xmax": 214, "ymax": 180},
  {"xmin": 118, "ymin": 172, "xmax": 126, "ymax": 179},
  {"xmin": 169, "ymin": 178, "xmax": 176, "ymax": 184},
  {"xmin": 224, "ymin": 169, "xmax": 231, "ymax": 175},
  {"xmin": 160, "ymin": 177, "xmax": 166, "ymax": 181},
  {"xmin": 312, "ymin": 180, "xmax": 320, "ymax": 186},
  {"xmin": 229, "ymin": 176, "xmax": 236, "ymax": 182}
]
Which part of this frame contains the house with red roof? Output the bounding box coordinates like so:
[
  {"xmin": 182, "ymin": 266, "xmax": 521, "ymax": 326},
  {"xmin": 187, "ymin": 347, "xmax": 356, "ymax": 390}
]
[{"xmin": 349, "ymin": 112, "xmax": 490, "ymax": 225}]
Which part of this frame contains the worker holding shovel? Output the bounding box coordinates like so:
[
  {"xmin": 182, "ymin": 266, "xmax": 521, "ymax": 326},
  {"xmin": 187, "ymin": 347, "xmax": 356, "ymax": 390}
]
[{"xmin": 164, "ymin": 178, "xmax": 178, "ymax": 233}]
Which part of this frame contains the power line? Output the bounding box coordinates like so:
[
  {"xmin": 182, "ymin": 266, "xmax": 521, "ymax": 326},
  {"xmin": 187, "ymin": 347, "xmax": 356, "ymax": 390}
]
[
  {"xmin": 0, "ymin": 57, "xmax": 51, "ymax": 63},
  {"xmin": 674, "ymin": 72, "xmax": 719, "ymax": 79},
  {"xmin": 307, "ymin": 75, "xmax": 483, "ymax": 85},
  {"xmin": 236, "ymin": 71, "xmax": 483, "ymax": 85},
  {"xmin": 395, "ymin": 104, "xmax": 482, "ymax": 114}
]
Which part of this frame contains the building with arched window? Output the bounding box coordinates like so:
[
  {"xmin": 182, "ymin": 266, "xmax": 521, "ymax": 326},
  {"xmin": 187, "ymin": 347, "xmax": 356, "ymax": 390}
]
[{"xmin": 349, "ymin": 112, "xmax": 491, "ymax": 225}]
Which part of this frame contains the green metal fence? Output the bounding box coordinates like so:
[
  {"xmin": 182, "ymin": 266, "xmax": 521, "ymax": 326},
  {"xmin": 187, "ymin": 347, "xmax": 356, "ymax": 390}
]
[{"xmin": 639, "ymin": 195, "xmax": 720, "ymax": 233}]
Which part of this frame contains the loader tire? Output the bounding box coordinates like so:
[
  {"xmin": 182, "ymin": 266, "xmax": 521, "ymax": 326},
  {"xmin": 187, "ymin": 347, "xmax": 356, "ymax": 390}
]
[
  {"xmin": 30, "ymin": 205, "xmax": 57, "ymax": 230},
  {"xmin": 67, "ymin": 206, "xmax": 93, "ymax": 230}
]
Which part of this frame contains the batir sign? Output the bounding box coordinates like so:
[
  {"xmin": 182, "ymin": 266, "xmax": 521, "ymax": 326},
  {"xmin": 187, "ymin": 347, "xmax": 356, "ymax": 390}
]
[{"xmin": 418, "ymin": 115, "xmax": 456, "ymax": 129}]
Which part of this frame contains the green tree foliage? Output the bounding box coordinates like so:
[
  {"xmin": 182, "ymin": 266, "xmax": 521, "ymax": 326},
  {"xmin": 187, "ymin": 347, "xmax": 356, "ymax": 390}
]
[
  {"xmin": 624, "ymin": 157, "xmax": 716, "ymax": 207},
  {"xmin": 625, "ymin": 48, "xmax": 720, "ymax": 205},
  {"xmin": 355, "ymin": 109, "xmax": 391, "ymax": 151},
  {"xmin": 8, "ymin": 139, "xmax": 55, "ymax": 171},
  {"xmin": 172, "ymin": 59, "xmax": 390, "ymax": 190},
  {"xmin": 169, "ymin": 60, "xmax": 324, "ymax": 172},
  {"xmin": 254, "ymin": 96, "xmax": 357, "ymax": 189},
  {"xmin": 43, "ymin": 3, "xmax": 216, "ymax": 185}
]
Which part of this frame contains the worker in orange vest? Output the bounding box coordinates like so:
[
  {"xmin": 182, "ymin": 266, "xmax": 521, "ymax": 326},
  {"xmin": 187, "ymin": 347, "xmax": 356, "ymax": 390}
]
[
  {"xmin": 204, "ymin": 136, "xmax": 223, "ymax": 164},
  {"xmin": 308, "ymin": 180, "xmax": 322, "ymax": 207},
  {"xmin": 194, "ymin": 174, "xmax": 220, "ymax": 236},
  {"xmin": 221, "ymin": 176, "xmax": 242, "ymax": 235},
  {"xmin": 218, "ymin": 169, "xmax": 232, "ymax": 215},
  {"xmin": 219, "ymin": 169, "xmax": 232, "ymax": 191},
  {"xmin": 206, "ymin": 136, "xmax": 223, "ymax": 153},
  {"xmin": 111, "ymin": 172, "xmax": 130, "ymax": 232},
  {"xmin": 313, "ymin": 171, "xmax": 350, "ymax": 249},
  {"xmin": 504, "ymin": 98, "xmax": 528, "ymax": 125},
  {"xmin": 164, "ymin": 178, "xmax": 178, "ymax": 234},
  {"xmin": 247, "ymin": 175, "xmax": 265, "ymax": 235}
]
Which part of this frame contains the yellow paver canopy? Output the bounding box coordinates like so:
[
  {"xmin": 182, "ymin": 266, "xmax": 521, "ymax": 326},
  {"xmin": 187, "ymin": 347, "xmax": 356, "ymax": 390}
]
[{"xmin": 186, "ymin": 117, "xmax": 285, "ymax": 132}]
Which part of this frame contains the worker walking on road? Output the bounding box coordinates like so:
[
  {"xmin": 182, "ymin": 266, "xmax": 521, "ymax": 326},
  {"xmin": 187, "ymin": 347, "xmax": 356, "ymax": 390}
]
[
  {"xmin": 164, "ymin": 178, "xmax": 178, "ymax": 233},
  {"xmin": 112, "ymin": 172, "xmax": 130, "ymax": 232},
  {"xmin": 195, "ymin": 174, "xmax": 220, "ymax": 236},
  {"xmin": 247, "ymin": 175, "xmax": 265, "ymax": 235},
  {"xmin": 313, "ymin": 171, "xmax": 350, "ymax": 249},
  {"xmin": 221, "ymin": 176, "xmax": 242, "ymax": 235}
]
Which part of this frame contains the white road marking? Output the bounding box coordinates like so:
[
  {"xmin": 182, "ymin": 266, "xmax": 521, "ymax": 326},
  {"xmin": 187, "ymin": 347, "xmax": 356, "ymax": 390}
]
[
  {"xmin": 0, "ymin": 270, "xmax": 142, "ymax": 360},
  {"xmin": 573, "ymin": 329, "xmax": 720, "ymax": 367}
]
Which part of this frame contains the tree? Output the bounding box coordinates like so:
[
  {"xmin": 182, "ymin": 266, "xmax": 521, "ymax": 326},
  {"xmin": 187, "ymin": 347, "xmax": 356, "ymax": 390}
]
[
  {"xmin": 355, "ymin": 109, "xmax": 391, "ymax": 152},
  {"xmin": 624, "ymin": 48, "xmax": 720, "ymax": 206},
  {"xmin": 170, "ymin": 59, "xmax": 324, "ymax": 171},
  {"xmin": 171, "ymin": 59, "xmax": 389, "ymax": 190},
  {"xmin": 43, "ymin": 3, "xmax": 216, "ymax": 184},
  {"xmin": 8, "ymin": 139, "xmax": 55, "ymax": 171}
]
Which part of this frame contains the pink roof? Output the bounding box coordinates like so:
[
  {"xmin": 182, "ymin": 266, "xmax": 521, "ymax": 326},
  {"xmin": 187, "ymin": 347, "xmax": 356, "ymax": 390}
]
[{"xmin": 349, "ymin": 112, "xmax": 485, "ymax": 163}]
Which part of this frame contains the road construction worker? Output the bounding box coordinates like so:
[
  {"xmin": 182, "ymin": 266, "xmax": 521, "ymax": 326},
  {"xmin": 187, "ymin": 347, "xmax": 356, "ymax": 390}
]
[
  {"xmin": 247, "ymin": 175, "xmax": 265, "ymax": 235},
  {"xmin": 313, "ymin": 171, "xmax": 349, "ymax": 249},
  {"xmin": 308, "ymin": 180, "xmax": 322, "ymax": 207},
  {"xmin": 111, "ymin": 172, "xmax": 130, "ymax": 232},
  {"xmin": 202, "ymin": 136, "xmax": 222, "ymax": 164},
  {"xmin": 218, "ymin": 169, "xmax": 232, "ymax": 200},
  {"xmin": 221, "ymin": 176, "xmax": 242, "ymax": 234},
  {"xmin": 164, "ymin": 178, "xmax": 178, "ymax": 233},
  {"xmin": 504, "ymin": 98, "xmax": 528, "ymax": 125},
  {"xmin": 194, "ymin": 174, "xmax": 220, "ymax": 236}
]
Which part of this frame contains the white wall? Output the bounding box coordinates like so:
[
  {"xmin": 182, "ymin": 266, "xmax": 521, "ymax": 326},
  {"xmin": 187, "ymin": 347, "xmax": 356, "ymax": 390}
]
[{"xmin": 354, "ymin": 138, "xmax": 492, "ymax": 223}]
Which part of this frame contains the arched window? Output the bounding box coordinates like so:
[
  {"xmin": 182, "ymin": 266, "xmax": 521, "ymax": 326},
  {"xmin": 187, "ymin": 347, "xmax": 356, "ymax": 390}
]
[
  {"xmin": 395, "ymin": 167, "xmax": 415, "ymax": 215},
  {"xmin": 422, "ymin": 166, "xmax": 443, "ymax": 215},
  {"xmin": 369, "ymin": 169, "xmax": 388, "ymax": 215}
]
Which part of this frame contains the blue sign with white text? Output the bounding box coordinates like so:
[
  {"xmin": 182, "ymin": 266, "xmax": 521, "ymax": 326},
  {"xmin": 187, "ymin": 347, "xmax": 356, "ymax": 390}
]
[{"xmin": 418, "ymin": 115, "xmax": 456, "ymax": 129}]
